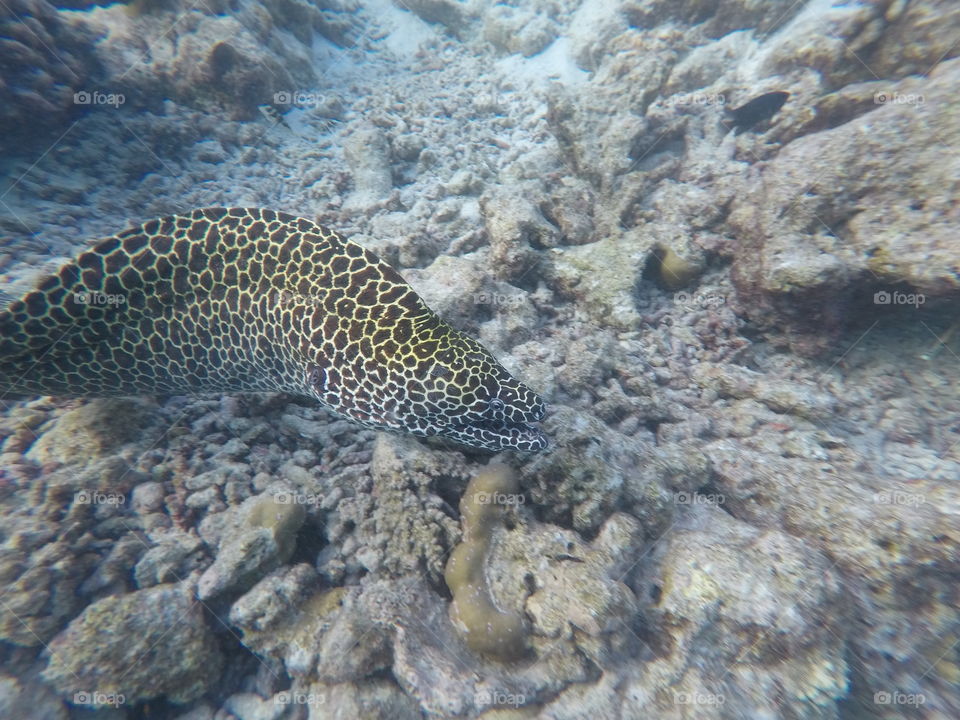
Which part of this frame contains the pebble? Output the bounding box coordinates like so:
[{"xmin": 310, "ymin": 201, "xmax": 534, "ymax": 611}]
[{"xmin": 131, "ymin": 482, "xmax": 166, "ymax": 513}]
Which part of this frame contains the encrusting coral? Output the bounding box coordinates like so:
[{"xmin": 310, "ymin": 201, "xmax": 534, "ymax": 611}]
[{"xmin": 444, "ymin": 464, "xmax": 529, "ymax": 662}]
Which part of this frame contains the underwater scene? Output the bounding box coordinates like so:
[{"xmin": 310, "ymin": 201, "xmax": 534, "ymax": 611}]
[{"xmin": 0, "ymin": 0, "xmax": 958, "ymax": 718}]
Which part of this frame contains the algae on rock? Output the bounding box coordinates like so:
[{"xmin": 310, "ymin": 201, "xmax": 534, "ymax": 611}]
[
  {"xmin": 445, "ymin": 464, "xmax": 529, "ymax": 662},
  {"xmin": 197, "ymin": 491, "xmax": 306, "ymax": 600}
]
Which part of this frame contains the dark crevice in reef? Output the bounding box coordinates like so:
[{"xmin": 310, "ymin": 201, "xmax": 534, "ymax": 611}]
[
  {"xmin": 644, "ymin": 419, "xmax": 662, "ymax": 443},
  {"xmin": 698, "ymin": 482, "xmax": 735, "ymax": 518},
  {"xmin": 289, "ymin": 516, "xmax": 327, "ymax": 566},
  {"xmin": 423, "ymin": 555, "xmax": 453, "ymax": 600}
]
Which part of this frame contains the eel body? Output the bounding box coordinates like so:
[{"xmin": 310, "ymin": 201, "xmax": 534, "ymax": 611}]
[{"xmin": 0, "ymin": 208, "xmax": 546, "ymax": 452}]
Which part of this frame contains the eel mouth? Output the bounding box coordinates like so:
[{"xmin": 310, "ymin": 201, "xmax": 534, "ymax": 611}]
[{"xmin": 451, "ymin": 418, "xmax": 547, "ymax": 452}]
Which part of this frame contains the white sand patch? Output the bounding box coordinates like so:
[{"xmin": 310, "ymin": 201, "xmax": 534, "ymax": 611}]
[
  {"xmin": 363, "ymin": 0, "xmax": 437, "ymax": 59},
  {"xmin": 495, "ymin": 36, "xmax": 588, "ymax": 88}
]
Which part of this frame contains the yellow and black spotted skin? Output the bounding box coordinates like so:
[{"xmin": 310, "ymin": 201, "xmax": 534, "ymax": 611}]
[{"xmin": 0, "ymin": 208, "xmax": 547, "ymax": 452}]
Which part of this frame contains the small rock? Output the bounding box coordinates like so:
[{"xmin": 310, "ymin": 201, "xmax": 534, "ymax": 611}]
[
  {"xmin": 197, "ymin": 493, "xmax": 306, "ymax": 600},
  {"xmin": 134, "ymin": 535, "xmax": 207, "ymax": 589},
  {"xmin": 343, "ymin": 125, "xmax": 392, "ymax": 210},
  {"xmin": 131, "ymin": 482, "xmax": 166, "ymax": 514},
  {"xmin": 27, "ymin": 398, "xmax": 156, "ymax": 466},
  {"xmin": 443, "ymin": 170, "xmax": 481, "ymax": 196},
  {"xmin": 43, "ymin": 583, "xmax": 223, "ymax": 706},
  {"xmin": 484, "ymin": 6, "xmax": 558, "ymax": 57},
  {"xmin": 222, "ymin": 692, "xmax": 286, "ymax": 720},
  {"xmin": 480, "ymin": 188, "xmax": 557, "ymax": 284},
  {"xmin": 392, "ymin": 133, "xmax": 425, "ymax": 162},
  {"xmin": 0, "ymin": 673, "xmax": 68, "ymax": 720}
]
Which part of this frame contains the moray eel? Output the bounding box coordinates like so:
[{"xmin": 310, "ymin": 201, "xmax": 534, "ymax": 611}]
[{"xmin": 0, "ymin": 208, "xmax": 547, "ymax": 452}]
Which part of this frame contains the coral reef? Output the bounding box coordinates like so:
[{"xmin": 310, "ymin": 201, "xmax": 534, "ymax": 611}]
[
  {"xmin": 0, "ymin": 0, "xmax": 103, "ymax": 144},
  {"xmin": 483, "ymin": 5, "xmax": 558, "ymax": 58},
  {"xmin": 1, "ymin": 0, "xmax": 959, "ymax": 717},
  {"xmin": 729, "ymin": 59, "xmax": 960, "ymax": 351},
  {"xmin": 0, "ymin": 0, "xmax": 359, "ymax": 149},
  {"xmin": 631, "ymin": 508, "xmax": 849, "ymax": 718},
  {"xmin": 42, "ymin": 583, "xmax": 223, "ymax": 706}
]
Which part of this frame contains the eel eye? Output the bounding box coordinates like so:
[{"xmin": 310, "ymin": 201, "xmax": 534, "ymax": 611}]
[{"xmin": 488, "ymin": 398, "xmax": 505, "ymax": 413}]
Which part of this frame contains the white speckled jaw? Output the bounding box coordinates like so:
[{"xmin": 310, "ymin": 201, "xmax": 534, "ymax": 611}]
[{"xmin": 445, "ymin": 416, "xmax": 548, "ymax": 452}]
